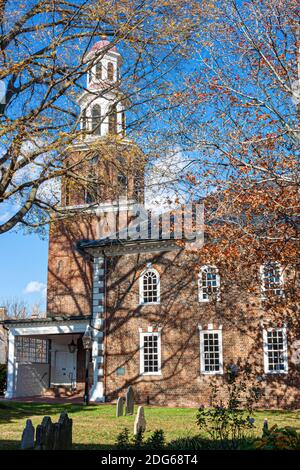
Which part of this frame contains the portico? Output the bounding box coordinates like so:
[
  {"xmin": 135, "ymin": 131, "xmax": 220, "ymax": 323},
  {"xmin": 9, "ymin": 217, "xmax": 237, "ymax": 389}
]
[{"xmin": 4, "ymin": 316, "xmax": 90, "ymax": 400}]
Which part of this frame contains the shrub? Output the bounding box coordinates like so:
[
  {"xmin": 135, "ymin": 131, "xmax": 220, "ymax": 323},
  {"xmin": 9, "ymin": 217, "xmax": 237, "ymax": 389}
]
[
  {"xmin": 115, "ymin": 428, "xmax": 165, "ymax": 450},
  {"xmin": 0, "ymin": 365, "xmax": 7, "ymax": 395},
  {"xmin": 196, "ymin": 365, "xmax": 261, "ymax": 450},
  {"xmin": 254, "ymin": 425, "xmax": 300, "ymax": 450},
  {"xmin": 167, "ymin": 435, "xmax": 205, "ymax": 450},
  {"xmin": 116, "ymin": 427, "xmax": 131, "ymax": 449},
  {"xmin": 144, "ymin": 429, "xmax": 165, "ymax": 450}
]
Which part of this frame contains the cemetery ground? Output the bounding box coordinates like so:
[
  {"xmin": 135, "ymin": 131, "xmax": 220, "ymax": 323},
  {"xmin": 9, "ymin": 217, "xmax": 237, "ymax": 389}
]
[{"xmin": 0, "ymin": 402, "xmax": 300, "ymax": 450}]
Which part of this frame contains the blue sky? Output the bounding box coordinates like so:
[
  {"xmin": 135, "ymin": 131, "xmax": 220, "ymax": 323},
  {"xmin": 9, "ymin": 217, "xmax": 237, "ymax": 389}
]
[{"xmin": 0, "ymin": 230, "xmax": 48, "ymax": 312}]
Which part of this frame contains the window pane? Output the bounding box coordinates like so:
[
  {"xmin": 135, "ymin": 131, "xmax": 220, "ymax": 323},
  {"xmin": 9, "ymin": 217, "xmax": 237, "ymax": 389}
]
[
  {"xmin": 262, "ymin": 263, "xmax": 283, "ymax": 296},
  {"xmin": 202, "ymin": 332, "xmax": 221, "ymax": 372},
  {"xmin": 266, "ymin": 329, "xmax": 286, "ymax": 372},
  {"xmin": 15, "ymin": 337, "xmax": 49, "ymax": 364},
  {"xmin": 142, "ymin": 270, "xmax": 159, "ymax": 303},
  {"xmin": 200, "ymin": 266, "xmax": 219, "ymax": 301},
  {"xmin": 143, "ymin": 334, "xmax": 159, "ymax": 373}
]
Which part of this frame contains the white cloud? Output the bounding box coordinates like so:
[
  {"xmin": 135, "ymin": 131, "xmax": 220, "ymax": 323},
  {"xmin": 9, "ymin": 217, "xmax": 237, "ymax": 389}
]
[
  {"xmin": 145, "ymin": 145, "xmax": 192, "ymax": 213},
  {"xmin": 24, "ymin": 281, "xmax": 46, "ymax": 296},
  {"xmin": 7, "ymin": 138, "xmax": 61, "ymax": 210}
]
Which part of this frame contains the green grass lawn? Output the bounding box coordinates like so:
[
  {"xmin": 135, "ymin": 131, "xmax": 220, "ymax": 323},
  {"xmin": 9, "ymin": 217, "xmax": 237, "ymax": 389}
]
[{"xmin": 0, "ymin": 401, "xmax": 299, "ymax": 450}]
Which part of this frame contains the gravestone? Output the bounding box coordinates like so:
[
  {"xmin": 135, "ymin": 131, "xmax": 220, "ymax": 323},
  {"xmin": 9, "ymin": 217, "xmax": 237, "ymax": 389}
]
[
  {"xmin": 44, "ymin": 417, "xmax": 55, "ymax": 450},
  {"xmin": 20, "ymin": 412, "xmax": 73, "ymax": 450},
  {"xmin": 134, "ymin": 406, "xmax": 146, "ymax": 435},
  {"xmin": 59, "ymin": 412, "xmax": 72, "ymax": 450},
  {"xmin": 53, "ymin": 422, "xmax": 63, "ymax": 450},
  {"xmin": 116, "ymin": 397, "xmax": 125, "ymax": 417},
  {"xmin": 125, "ymin": 386, "xmax": 134, "ymax": 415},
  {"xmin": 36, "ymin": 416, "xmax": 53, "ymax": 450},
  {"xmin": 52, "ymin": 412, "xmax": 72, "ymax": 450},
  {"xmin": 20, "ymin": 419, "xmax": 35, "ymax": 450}
]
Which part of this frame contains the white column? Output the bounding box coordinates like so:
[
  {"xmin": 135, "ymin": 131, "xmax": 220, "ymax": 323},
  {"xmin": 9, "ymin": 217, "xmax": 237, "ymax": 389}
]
[
  {"xmin": 89, "ymin": 255, "xmax": 106, "ymax": 402},
  {"xmin": 5, "ymin": 331, "xmax": 15, "ymax": 399}
]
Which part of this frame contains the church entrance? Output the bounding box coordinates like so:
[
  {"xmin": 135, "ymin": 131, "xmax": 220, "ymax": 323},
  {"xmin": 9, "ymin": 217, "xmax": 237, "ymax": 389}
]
[{"xmin": 52, "ymin": 350, "xmax": 77, "ymax": 387}]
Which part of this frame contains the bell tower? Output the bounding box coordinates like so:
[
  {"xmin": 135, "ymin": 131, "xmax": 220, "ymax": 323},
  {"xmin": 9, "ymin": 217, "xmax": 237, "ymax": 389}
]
[
  {"xmin": 78, "ymin": 37, "xmax": 126, "ymax": 138},
  {"xmin": 62, "ymin": 37, "xmax": 144, "ymax": 208}
]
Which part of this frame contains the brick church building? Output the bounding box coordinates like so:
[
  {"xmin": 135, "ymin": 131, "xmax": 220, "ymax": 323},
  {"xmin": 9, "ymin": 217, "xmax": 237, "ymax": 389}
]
[{"xmin": 2, "ymin": 39, "xmax": 299, "ymax": 408}]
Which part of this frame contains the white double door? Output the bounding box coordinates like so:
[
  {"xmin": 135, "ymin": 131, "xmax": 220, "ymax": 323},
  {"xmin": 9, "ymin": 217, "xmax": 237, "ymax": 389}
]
[{"xmin": 52, "ymin": 351, "xmax": 76, "ymax": 386}]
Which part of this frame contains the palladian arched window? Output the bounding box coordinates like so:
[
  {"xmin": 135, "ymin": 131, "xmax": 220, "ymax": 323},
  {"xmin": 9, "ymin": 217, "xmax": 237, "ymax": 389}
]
[
  {"xmin": 198, "ymin": 265, "xmax": 221, "ymax": 302},
  {"xmin": 96, "ymin": 63, "xmax": 102, "ymax": 80},
  {"xmin": 81, "ymin": 108, "xmax": 87, "ymax": 132},
  {"xmin": 139, "ymin": 268, "xmax": 160, "ymax": 305},
  {"xmin": 108, "ymin": 104, "xmax": 117, "ymax": 134},
  {"xmin": 121, "ymin": 111, "xmax": 126, "ymax": 136},
  {"xmin": 107, "ymin": 62, "xmax": 114, "ymax": 81},
  {"xmin": 91, "ymin": 104, "xmax": 101, "ymax": 135},
  {"xmin": 260, "ymin": 262, "xmax": 284, "ymax": 299}
]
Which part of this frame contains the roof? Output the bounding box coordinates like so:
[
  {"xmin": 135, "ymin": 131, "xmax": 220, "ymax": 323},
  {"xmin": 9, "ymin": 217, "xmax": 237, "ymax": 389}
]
[
  {"xmin": 91, "ymin": 38, "xmax": 118, "ymax": 53},
  {"xmin": 2, "ymin": 315, "xmax": 91, "ymax": 326}
]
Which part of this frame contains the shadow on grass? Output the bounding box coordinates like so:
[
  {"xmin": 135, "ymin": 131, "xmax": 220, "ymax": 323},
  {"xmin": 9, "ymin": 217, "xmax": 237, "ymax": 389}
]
[
  {"xmin": 0, "ymin": 441, "xmax": 121, "ymax": 451},
  {"xmin": 0, "ymin": 440, "xmax": 20, "ymax": 451},
  {"xmin": 0, "ymin": 401, "xmax": 99, "ymax": 425},
  {"xmin": 0, "ymin": 441, "xmax": 258, "ymax": 451}
]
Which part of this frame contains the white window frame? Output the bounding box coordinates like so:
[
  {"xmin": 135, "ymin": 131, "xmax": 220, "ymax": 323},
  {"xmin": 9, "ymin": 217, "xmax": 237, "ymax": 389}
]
[
  {"xmin": 198, "ymin": 265, "xmax": 221, "ymax": 303},
  {"xmin": 139, "ymin": 331, "xmax": 162, "ymax": 376},
  {"xmin": 139, "ymin": 268, "xmax": 160, "ymax": 305},
  {"xmin": 263, "ymin": 327, "xmax": 288, "ymax": 374},
  {"xmin": 260, "ymin": 262, "xmax": 284, "ymax": 300},
  {"xmin": 15, "ymin": 336, "xmax": 49, "ymax": 364},
  {"xmin": 199, "ymin": 328, "xmax": 223, "ymax": 375}
]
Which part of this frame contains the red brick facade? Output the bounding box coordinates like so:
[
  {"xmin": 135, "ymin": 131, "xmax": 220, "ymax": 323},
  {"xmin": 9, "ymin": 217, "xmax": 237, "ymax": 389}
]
[{"xmin": 46, "ymin": 213, "xmax": 300, "ymax": 409}]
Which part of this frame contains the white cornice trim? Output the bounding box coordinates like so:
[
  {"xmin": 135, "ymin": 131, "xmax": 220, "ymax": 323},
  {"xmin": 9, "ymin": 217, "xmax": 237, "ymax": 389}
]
[{"xmin": 9, "ymin": 321, "xmax": 89, "ymax": 336}]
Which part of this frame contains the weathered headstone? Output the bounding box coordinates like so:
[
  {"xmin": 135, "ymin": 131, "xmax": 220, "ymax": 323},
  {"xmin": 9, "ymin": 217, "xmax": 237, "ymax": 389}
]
[
  {"xmin": 22, "ymin": 412, "xmax": 72, "ymax": 450},
  {"xmin": 20, "ymin": 419, "xmax": 35, "ymax": 450},
  {"xmin": 125, "ymin": 385, "xmax": 134, "ymax": 415},
  {"xmin": 44, "ymin": 417, "xmax": 55, "ymax": 450},
  {"xmin": 116, "ymin": 396, "xmax": 125, "ymax": 417},
  {"xmin": 134, "ymin": 406, "xmax": 146, "ymax": 435},
  {"xmin": 59, "ymin": 412, "xmax": 72, "ymax": 450},
  {"xmin": 36, "ymin": 416, "xmax": 53, "ymax": 450},
  {"xmin": 52, "ymin": 412, "xmax": 72, "ymax": 450}
]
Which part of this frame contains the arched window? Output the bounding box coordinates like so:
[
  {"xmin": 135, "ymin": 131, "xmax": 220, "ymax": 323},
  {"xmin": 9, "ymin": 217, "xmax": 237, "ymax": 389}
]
[
  {"xmin": 260, "ymin": 262, "xmax": 284, "ymax": 299},
  {"xmin": 95, "ymin": 62, "xmax": 102, "ymax": 80},
  {"xmin": 107, "ymin": 62, "xmax": 114, "ymax": 81},
  {"xmin": 117, "ymin": 171, "xmax": 128, "ymax": 195},
  {"xmin": 65, "ymin": 163, "xmax": 71, "ymax": 206},
  {"xmin": 108, "ymin": 104, "xmax": 117, "ymax": 134},
  {"xmin": 121, "ymin": 111, "xmax": 126, "ymax": 136},
  {"xmin": 81, "ymin": 108, "xmax": 87, "ymax": 132},
  {"xmin": 198, "ymin": 266, "xmax": 221, "ymax": 302},
  {"xmin": 84, "ymin": 172, "xmax": 98, "ymax": 204},
  {"xmin": 91, "ymin": 104, "xmax": 101, "ymax": 135},
  {"xmin": 139, "ymin": 268, "xmax": 160, "ymax": 304}
]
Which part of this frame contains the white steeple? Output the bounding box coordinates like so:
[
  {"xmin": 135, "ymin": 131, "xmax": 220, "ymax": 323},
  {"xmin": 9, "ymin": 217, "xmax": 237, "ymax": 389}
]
[{"xmin": 78, "ymin": 37, "xmax": 126, "ymax": 138}]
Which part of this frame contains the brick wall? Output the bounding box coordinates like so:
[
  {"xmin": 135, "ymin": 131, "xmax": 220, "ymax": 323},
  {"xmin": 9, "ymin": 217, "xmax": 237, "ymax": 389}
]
[
  {"xmin": 46, "ymin": 216, "xmax": 96, "ymax": 317},
  {"xmin": 46, "ymin": 219, "xmax": 300, "ymax": 408},
  {"xmin": 103, "ymin": 250, "xmax": 300, "ymax": 409}
]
